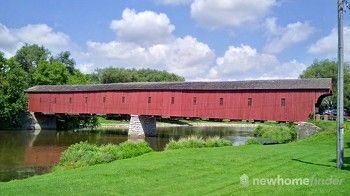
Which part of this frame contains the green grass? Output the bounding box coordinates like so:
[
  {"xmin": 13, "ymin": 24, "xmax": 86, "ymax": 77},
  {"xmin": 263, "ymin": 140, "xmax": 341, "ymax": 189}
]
[{"xmin": 0, "ymin": 121, "xmax": 349, "ymax": 195}]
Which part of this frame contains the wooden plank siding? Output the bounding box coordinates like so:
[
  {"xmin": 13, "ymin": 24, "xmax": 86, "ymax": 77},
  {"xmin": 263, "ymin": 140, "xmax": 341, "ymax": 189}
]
[{"xmin": 27, "ymin": 89, "xmax": 330, "ymax": 122}]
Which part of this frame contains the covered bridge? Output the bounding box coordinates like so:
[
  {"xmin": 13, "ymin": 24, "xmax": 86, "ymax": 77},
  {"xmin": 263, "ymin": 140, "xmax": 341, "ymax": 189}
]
[{"xmin": 26, "ymin": 78, "xmax": 332, "ymax": 136}]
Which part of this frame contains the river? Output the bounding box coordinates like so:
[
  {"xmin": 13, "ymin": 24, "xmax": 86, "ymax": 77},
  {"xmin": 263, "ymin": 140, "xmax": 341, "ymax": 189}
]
[{"xmin": 0, "ymin": 126, "xmax": 253, "ymax": 182}]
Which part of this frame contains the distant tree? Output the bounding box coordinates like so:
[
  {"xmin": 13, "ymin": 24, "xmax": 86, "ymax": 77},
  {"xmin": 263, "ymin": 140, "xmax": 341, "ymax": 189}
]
[
  {"xmin": 54, "ymin": 51, "xmax": 76, "ymax": 74},
  {"xmin": 68, "ymin": 70, "xmax": 93, "ymax": 85},
  {"xmin": 96, "ymin": 67, "xmax": 185, "ymax": 83},
  {"xmin": 14, "ymin": 44, "xmax": 50, "ymax": 73},
  {"xmin": 299, "ymin": 59, "xmax": 350, "ymax": 111},
  {"xmin": 32, "ymin": 60, "xmax": 70, "ymax": 85}
]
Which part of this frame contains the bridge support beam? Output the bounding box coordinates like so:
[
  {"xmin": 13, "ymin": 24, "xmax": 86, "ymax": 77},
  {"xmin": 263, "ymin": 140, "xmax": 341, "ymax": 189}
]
[
  {"xmin": 128, "ymin": 115, "xmax": 156, "ymax": 138},
  {"xmin": 26, "ymin": 112, "xmax": 57, "ymax": 130}
]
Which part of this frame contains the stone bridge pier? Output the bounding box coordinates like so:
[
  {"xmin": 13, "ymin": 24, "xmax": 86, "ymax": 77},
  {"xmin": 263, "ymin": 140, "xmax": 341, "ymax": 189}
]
[
  {"xmin": 128, "ymin": 115, "xmax": 156, "ymax": 138},
  {"xmin": 26, "ymin": 112, "xmax": 57, "ymax": 130}
]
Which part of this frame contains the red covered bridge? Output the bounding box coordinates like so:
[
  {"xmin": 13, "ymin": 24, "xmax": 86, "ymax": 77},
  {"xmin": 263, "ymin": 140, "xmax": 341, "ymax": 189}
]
[{"xmin": 26, "ymin": 79, "xmax": 332, "ymax": 136}]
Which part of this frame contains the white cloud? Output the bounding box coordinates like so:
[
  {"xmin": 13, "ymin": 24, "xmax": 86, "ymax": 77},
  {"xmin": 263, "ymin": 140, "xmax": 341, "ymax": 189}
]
[
  {"xmin": 76, "ymin": 9, "xmax": 215, "ymax": 80},
  {"xmin": 110, "ymin": 8, "xmax": 175, "ymax": 46},
  {"xmin": 308, "ymin": 26, "xmax": 350, "ymax": 61},
  {"xmin": 160, "ymin": 36, "xmax": 215, "ymax": 78},
  {"xmin": 190, "ymin": 0, "xmax": 277, "ymax": 28},
  {"xmin": 80, "ymin": 36, "xmax": 214, "ymax": 80},
  {"xmin": 0, "ymin": 23, "xmax": 70, "ymax": 56},
  {"xmin": 209, "ymin": 44, "xmax": 306, "ymax": 80},
  {"xmin": 263, "ymin": 18, "xmax": 315, "ymax": 54},
  {"xmin": 157, "ymin": 0, "xmax": 193, "ymax": 5}
]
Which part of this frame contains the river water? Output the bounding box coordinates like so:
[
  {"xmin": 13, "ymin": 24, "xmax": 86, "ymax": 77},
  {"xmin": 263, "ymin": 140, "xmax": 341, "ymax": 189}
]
[{"xmin": 0, "ymin": 126, "xmax": 253, "ymax": 182}]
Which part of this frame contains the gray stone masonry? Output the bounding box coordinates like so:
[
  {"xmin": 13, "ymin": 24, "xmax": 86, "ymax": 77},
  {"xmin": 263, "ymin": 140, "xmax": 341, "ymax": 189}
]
[
  {"xmin": 26, "ymin": 112, "xmax": 57, "ymax": 130},
  {"xmin": 128, "ymin": 115, "xmax": 156, "ymax": 138},
  {"xmin": 297, "ymin": 122, "xmax": 321, "ymax": 140}
]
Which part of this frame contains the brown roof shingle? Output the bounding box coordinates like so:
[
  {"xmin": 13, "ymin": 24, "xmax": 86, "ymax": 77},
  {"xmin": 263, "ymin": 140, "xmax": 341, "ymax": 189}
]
[{"xmin": 25, "ymin": 78, "xmax": 332, "ymax": 93}]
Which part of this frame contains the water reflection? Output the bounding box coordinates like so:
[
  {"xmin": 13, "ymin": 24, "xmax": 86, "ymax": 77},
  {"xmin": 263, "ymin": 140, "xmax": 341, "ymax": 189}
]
[{"xmin": 0, "ymin": 126, "xmax": 253, "ymax": 182}]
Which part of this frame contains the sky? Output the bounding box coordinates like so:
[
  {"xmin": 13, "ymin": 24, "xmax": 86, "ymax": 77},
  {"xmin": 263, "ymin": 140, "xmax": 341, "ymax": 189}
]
[{"xmin": 0, "ymin": 0, "xmax": 349, "ymax": 81}]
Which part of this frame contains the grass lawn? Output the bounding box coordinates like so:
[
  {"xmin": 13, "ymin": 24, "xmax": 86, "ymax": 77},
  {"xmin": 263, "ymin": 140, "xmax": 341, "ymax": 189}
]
[{"xmin": 0, "ymin": 121, "xmax": 349, "ymax": 195}]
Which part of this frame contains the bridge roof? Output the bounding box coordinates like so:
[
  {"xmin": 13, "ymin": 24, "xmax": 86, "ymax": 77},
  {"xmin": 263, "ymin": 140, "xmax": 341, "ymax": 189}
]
[{"xmin": 26, "ymin": 78, "xmax": 332, "ymax": 93}]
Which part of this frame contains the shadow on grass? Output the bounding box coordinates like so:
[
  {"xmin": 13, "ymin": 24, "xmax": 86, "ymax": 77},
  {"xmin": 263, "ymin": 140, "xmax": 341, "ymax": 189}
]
[
  {"xmin": 328, "ymin": 157, "xmax": 350, "ymax": 171},
  {"xmin": 346, "ymin": 142, "xmax": 350, "ymax": 149},
  {"xmin": 291, "ymin": 158, "xmax": 335, "ymax": 168},
  {"xmin": 293, "ymin": 157, "xmax": 350, "ymax": 171}
]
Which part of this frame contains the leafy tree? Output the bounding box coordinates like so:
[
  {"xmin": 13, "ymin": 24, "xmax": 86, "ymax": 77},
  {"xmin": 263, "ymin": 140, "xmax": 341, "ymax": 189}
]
[
  {"xmin": 0, "ymin": 58, "xmax": 29, "ymax": 128},
  {"xmin": 68, "ymin": 70, "xmax": 93, "ymax": 85},
  {"xmin": 14, "ymin": 44, "xmax": 49, "ymax": 73},
  {"xmin": 32, "ymin": 60, "xmax": 70, "ymax": 85},
  {"xmin": 54, "ymin": 51, "xmax": 75, "ymax": 74},
  {"xmin": 95, "ymin": 67, "xmax": 185, "ymax": 83},
  {"xmin": 299, "ymin": 59, "xmax": 350, "ymax": 111}
]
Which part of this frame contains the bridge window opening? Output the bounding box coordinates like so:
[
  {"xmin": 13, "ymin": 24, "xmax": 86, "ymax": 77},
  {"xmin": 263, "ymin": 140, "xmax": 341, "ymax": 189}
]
[
  {"xmin": 85, "ymin": 97, "xmax": 88, "ymax": 103},
  {"xmin": 148, "ymin": 97, "xmax": 152, "ymax": 104},
  {"xmin": 219, "ymin": 98, "xmax": 224, "ymax": 105},
  {"xmin": 103, "ymin": 97, "xmax": 106, "ymax": 103},
  {"xmin": 54, "ymin": 98, "xmax": 57, "ymax": 104},
  {"xmin": 122, "ymin": 96, "xmax": 125, "ymax": 103},
  {"xmin": 171, "ymin": 97, "xmax": 175, "ymax": 104},
  {"xmin": 69, "ymin": 97, "xmax": 72, "ymax": 104},
  {"xmin": 248, "ymin": 98, "xmax": 252, "ymax": 107},
  {"xmin": 281, "ymin": 98, "xmax": 286, "ymax": 107},
  {"xmin": 39, "ymin": 98, "xmax": 42, "ymax": 103},
  {"xmin": 193, "ymin": 97, "xmax": 197, "ymax": 105}
]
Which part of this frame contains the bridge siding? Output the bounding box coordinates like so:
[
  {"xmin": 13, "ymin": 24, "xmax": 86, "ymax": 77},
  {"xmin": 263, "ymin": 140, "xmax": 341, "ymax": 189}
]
[{"xmin": 28, "ymin": 89, "xmax": 328, "ymax": 122}]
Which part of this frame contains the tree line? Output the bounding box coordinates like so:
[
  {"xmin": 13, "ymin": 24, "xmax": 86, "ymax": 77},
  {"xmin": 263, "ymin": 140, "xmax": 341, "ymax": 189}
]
[{"xmin": 0, "ymin": 44, "xmax": 184, "ymax": 129}]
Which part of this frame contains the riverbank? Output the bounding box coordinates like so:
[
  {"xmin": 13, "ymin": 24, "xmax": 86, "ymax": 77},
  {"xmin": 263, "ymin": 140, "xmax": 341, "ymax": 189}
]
[
  {"xmin": 96, "ymin": 117, "xmax": 259, "ymax": 130},
  {"xmin": 0, "ymin": 121, "xmax": 349, "ymax": 195}
]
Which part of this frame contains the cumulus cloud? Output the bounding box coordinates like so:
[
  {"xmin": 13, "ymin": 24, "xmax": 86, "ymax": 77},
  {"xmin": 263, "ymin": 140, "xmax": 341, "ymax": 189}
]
[
  {"xmin": 308, "ymin": 26, "xmax": 350, "ymax": 61},
  {"xmin": 263, "ymin": 18, "xmax": 315, "ymax": 54},
  {"xmin": 110, "ymin": 8, "xmax": 175, "ymax": 46},
  {"xmin": 209, "ymin": 44, "xmax": 306, "ymax": 80},
  {"xmin": 191, "ymin": 0, "xmax": 277, "ymax": 28},
  {"xmin": 74, "ymin": 9, "xmax": 307, "ymax": 81},
  {"xmin": 81, "ymin": 36, "xmax": 214, "ymax": 80},
  {"xmin": 0, "ymin": 23, "xmax": 70, "ymax": 56}
]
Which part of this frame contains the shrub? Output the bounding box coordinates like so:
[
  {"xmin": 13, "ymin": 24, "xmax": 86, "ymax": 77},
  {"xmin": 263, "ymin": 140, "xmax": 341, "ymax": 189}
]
[
  {"xmin": 166, "ymin": 136, "xmax": 206, "ymax": 150},
  {"xmin": 206, "ymin": 136, "xmax": 232, "ymax": 147},
  {"xmin": 253, "ymin": 124, "xmax": 297, "ymax": 144},
  {"xmin": 117, "ymin": 141, "xmax": 153, "ymax": 159},
  {"xmin": 245, "ymin": 139, "xmax": 262, "ymax": 145},
  {"xmin": 165, "ymin": 136, "xmax": 231, "ymax": 150},
  {"xmin": 57, "ymin": 141, "xmax": 152, "ymax": 169}
]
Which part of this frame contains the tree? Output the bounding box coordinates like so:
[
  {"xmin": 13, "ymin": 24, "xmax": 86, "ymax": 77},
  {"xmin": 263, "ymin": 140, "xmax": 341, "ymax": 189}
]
[
  {"xmin": 14, "ymin": 44, "xmax": 50, "ymax": 73},
  {"xmin": 54, "ymin": 51, "xmax": 76, "ymax": 74},
  {"xmin": 68, "ymin": 70, "xmax": 93, "ymax": 85},
  {"xmin": 32, "ymin": 60, "xmax": 70, "ymax": 85},
  {"xmin": 0, "ymin": 58, "xmax": 29, "ymax": 128},
  {"xmin": 95, "ymin": 67, "xmax": 185, "ymax": 84},
  {"xmin": 299, "ymin": 59, "xmax": 350, "ymax": 111}
]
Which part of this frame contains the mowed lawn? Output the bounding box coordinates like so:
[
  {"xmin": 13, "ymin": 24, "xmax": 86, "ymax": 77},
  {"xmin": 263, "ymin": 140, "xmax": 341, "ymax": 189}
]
[{"xmin": 0, "ymin": 124, "xmax": 349, "ymax": 195}]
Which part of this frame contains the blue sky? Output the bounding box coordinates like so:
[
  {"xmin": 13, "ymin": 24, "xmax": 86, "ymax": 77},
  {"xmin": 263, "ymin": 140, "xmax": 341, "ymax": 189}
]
[{"xmin": 0, "ymin": 0, "xmax": 349, "ymax": 80}]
